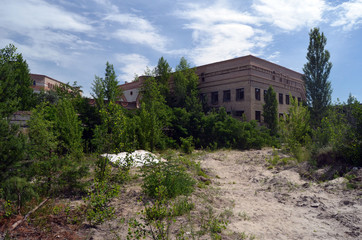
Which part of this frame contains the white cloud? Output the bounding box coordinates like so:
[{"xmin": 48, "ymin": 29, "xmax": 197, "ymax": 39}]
[
  {"xmin": 252, "ymin": 0, "xmax": 326, "ymax": 31},
  {"xmin": 331, "ymin": 0, "xmax": 362, "ymax": 30},
  {"xmin": 0, "ymin": 0, "xmax": 95, "ymax": 67},
  {"xmin": 115, "ymin": 54, "xmax": 151, "ymax": 82},
  {"xmin": 174, "ymin": 1, "xmax": 272, "ymax": 65},
  {"xmin": 1, "ymin": 0, "xmax": 92, "ymax": 32},
  {"xmin": 104, "ymin": 13, "xmax": 168, "ymax": 52}
]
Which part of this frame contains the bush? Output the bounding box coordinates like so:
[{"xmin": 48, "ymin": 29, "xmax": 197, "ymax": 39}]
[
  {"xmin": 180, "ymin": 136, "xmax": 194, "ymax": 154},
  {"xmin": 85, "ymin": 179, "xmax": 119, "ymax": 225},
  {"xmin": 142, "ymin": 160, "xmax": 196, "ymax": 199}
]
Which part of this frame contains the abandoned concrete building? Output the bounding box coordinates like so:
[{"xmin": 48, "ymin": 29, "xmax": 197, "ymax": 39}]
[
  {"xmin": 119, "ymin": 55, "xmax": 305, "ymax": 122},
  {"xmin": 30, "ymin": 73, "xmax": 65, "ymax": 93}
]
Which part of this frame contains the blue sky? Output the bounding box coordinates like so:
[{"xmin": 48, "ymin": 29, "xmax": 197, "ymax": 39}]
[{"xmin": 1, "ymin": 0, "xmax": 361, "ymax": 101}]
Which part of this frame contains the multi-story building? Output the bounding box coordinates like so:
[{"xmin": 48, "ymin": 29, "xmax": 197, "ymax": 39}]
[
  {"xmin": 119, "ymin": 55, "xmax": 305, "ymax": 122},
  {"xmin": 30, "ymin": 73, "xmax": 65, "ymax": 93}
]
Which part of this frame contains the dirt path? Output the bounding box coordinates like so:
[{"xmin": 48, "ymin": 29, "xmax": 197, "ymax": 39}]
[{"xmin": 199, "ymin": 149, "xmax": 362, "ymax": 240}]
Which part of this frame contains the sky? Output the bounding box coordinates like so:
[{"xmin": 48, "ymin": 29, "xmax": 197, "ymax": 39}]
[{"xmin": 1, "ymin": 0, "xmax": 361, "ymax": 101}]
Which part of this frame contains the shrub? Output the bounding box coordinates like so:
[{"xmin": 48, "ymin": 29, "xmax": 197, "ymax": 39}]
[
  {"xmin": 85, "ymin": 179, "xmax": 119, "ymax": 225},
  {"xmin": 141, "ymin": 160, "xmax": 196, "ymax": 199},
  {"xmin": 180, "ymin": 136, "xmax": 194, "ymax": 154}
]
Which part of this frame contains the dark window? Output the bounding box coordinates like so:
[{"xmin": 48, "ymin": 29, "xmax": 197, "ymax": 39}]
[
  {"xmin": 263, "ymin": 90, "xmax": 267, "ymax": 101},
  {"xmin": 255, "ymin": 111, "xmax": 261, "ymax": 122},
  {"xmin": 130, "ymin": 91, "xmax": 133, "ymax": 96},
  {"xmin": 280, "ymin": 77, "xmax": 282, "ymax": 82},
  {"xmin": 211, "ymin": 92, "xmax": 218, "ymax": 105},
  {"xmin": 279, "ymin": 113, "xmax": 284, "ymax": 119},
  {"xmin": 279, "ymin": 93, "xmax": 283, "ymax": 104},
  {"xmin": 298, "ymin": 97, "xmax": 301, "ymax": 105},
  {"xmin": 33, "ymin": 80, "xmax": 36, "ymax": 86},
  {"xmin": 234, "ymin": 110, "xmax": 244, "ymax": 117},
  {"xmin": 255, "ymin": 88, "xmax": 260, "ymax": 101},
  {"xmin": 272, "ymin": 75, "xmax": 275, "ymax": 80},
  {"xmin": 286, "ymin": 95, "xmax": 290, "ymax": 105},
  {"xmin": 227, "ymin": 111, "xmax": 231, "ymax": 115},
  {"xmin": 236, "ymin": 88, "xmax": 244, "ymax": 101},
  {"xmin": 223, "ymin": 90, "xmax": 231, "ymax": 102},
  {"xmin": 201, "ymin": 72, "xmax": 205, "ymax": 82}
]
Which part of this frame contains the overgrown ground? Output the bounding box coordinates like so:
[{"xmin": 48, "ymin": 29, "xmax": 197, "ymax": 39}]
[{"xmin": 1, "ymin": 149, "xmax": 361, "ymax": 239}]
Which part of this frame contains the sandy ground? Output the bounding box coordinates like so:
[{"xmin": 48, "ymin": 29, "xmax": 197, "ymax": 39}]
[
  {"xmin": 15, "ymin": 148, "xmax": 357, "ymax": 240},
  {"xmin": 199, "ymin": 149, "xmax": 362, "ymax": 240}
]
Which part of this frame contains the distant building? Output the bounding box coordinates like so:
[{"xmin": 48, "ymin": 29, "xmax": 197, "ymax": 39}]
[
  {"xmin": 30, "ymin": 73, "xmax": 65, "ymax": 93},
  {"xmin": 119, "ymin": 55, "xmax": 305, "ymax": 122}
]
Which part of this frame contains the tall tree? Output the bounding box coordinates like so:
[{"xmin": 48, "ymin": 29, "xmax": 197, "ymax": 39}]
[
  {"xmin": 263, "ymin": 86, "xmax": 278, "ymax": 135},
  {"xmin": 155, "ymin": 57, "xmax": 172, "ymax": 101},
  {"xmin": 91, "ymin": 62, "xmax": 121, "ymax": 109},
  {"xmin": 104, "ymin": 62, "xmax": 120, "ymax": 103},
  {"xmin": 303, "ymin": 28, "xmax": 332, "ymax": 125},
  {"xmin": 172, "ymin": 57, "xmax": 199, "ymax": 107},
  {"xmin": 0, "ymin": 44, "xmax": 34, "ymax": 117}
]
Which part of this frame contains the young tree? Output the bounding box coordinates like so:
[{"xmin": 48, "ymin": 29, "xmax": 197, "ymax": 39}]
[
  {"xmin": 172, "ymin": 57, "xmax": 199, "ymax": 107},
  {"xmin": 263, "ymin": 86, "xmax": 278, "ymax": 135},
  {"xmin": 303, "ymin": 28, "xmax": 332, "ymax": 125},
  {"xmin": 0, "ymin": 119, "xmax": 27, "ymax": 183},
  {"xmin": 91, "ymin": 62, "xmax": 121, "ymax": 109},
  {"xmin": 0, "ymin": 44, "xmax": 34, "ymax": 117},
  {"xmin": 279, "ymin": 98, "xmax": 311, "ymax": 161}
]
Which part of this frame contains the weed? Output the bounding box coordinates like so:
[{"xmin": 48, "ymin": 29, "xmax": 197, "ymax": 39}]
[
  {"xmin": 172, "ymin": 197, "xmax": 194, "ymax": 217},
  {"xmin": 238, "ymin": 211, "xmax": 250, "ymax": 221}
]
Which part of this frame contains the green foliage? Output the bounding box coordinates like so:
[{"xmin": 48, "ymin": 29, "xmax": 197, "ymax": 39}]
[
  {"xmin": 279, "ymin": 97, "xmax": 311, "ymax": 162},
  {"xmin": 1, "ymin": 177, "xmax": 38, "ymax": 214},
  {"xmin": 55, "ymin": 98, "xmax": 83, "ymax": 157},
  {"xmin": 171, "ymin": 196, "xmax": 194, "ymax": 217},
  {"xmin": 139, "ymin": 76, "xmax": 172, "ymax": 151},
  {"xmin": 340, "ymin": 102, "xmax": 362, "ymax": 165},
  {"xmin": 91, "ymin": 62, "xmax": 121, "ymax": 109},
  {"xmin": 92, "ymin": 102, "xmax": 127, "ymax": 153},
  {"xmin": 266, "ymin": 148, "xmax": 289, "ymax": 168},
  {"xmin": 28, "ymin": 102, "xmax": 88, "ymax": 195},
  {"xmin": 312, "ymin": 105, "xmax": 350, "ymax": 151},
  {"xmin": 263, "ymin": 86, "xmax": 278, "ymax": 135},
  {"xmin": 199, "ymin": 207, "xmax": 228, "ymax": 240},
  {"xmin": 85, "ymin": 179, "xmax": 120, "ymax": 225},
  {"xmin": 200, "ymin": 108, "xmax": 276, "ymax": 150},
  {"xmin": 303, "ymin": 28, "xmax": 332, "ymax": 125},
  {"xmin": 142, "ymin": 159, "xmax": 196, "ymax": 199},
  {"xmin": 180, "ymin": 136, "xmax": 194, "ymax": 154},
  {"xmin": 172, "ymin": 57, "xmax": 199, "ymax": 107},
  {"xmin": 0, "ymin": 119, "xmax": 27, "ymax": 183},
  {"xmin": 155, "ymin": 56, "xmax": 172, "ymax": 100},
  {"xmin": 0, "ymin": 44, "xmax": 34, "ymax": 117}
]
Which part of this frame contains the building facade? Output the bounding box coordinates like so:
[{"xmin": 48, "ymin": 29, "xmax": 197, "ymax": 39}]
[
  {"xmin": 119, "ymin": 55, "xmax": 305, "ymax": 122},
  {"xmin": 30, "ymin": 74, "xmax": 65, "ymax": 93}
]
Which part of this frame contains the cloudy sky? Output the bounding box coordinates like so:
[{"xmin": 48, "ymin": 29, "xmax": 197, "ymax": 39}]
[{"xmin": 1, "ymin": 0, "xmax": 361, "ymax": 100}]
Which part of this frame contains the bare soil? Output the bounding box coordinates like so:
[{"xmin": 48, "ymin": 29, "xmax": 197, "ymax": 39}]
[{"xmin": 198, "ymin": 149, "xmax": 362, "ymax": 239}]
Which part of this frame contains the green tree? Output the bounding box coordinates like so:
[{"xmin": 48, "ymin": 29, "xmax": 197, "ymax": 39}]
[
  {"xmin": 91, "ymin": 62, "xmax": 121, "ymax": 110},
  {"xmin": 155, "ymin": 56, "xmax": 172, "ymax": 99},
  {"xmin": 139, "ymin": 76, "xmax": 171, "ymax": 151},
  {"xmin": 172, "ymin": 57, "xmax": 199, "ymax": 107},
  {"xmin": 0, "ymin": 44, "xmax": 34, "ymax": 117},
  {"xmin": 55, "ymin": 98, "xmax": 83, "ymax": 157},
  {"xmin": 279, "ymin": 98, "xmax": 311, "ymax": 161},
  {"xmin": 263, "ymin": 86, "xmax": 278, "ymax": 135},
  {"xmin": 303, "ymin": 28, "xmax": 332, "ymax": 125},
  {"xmin": 0, "ymin": 119, "xmax": 27, "ymax": 183},
  {"xmin": 28, "ymin": 103, "xmax": 59, "ymax": 194}
]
